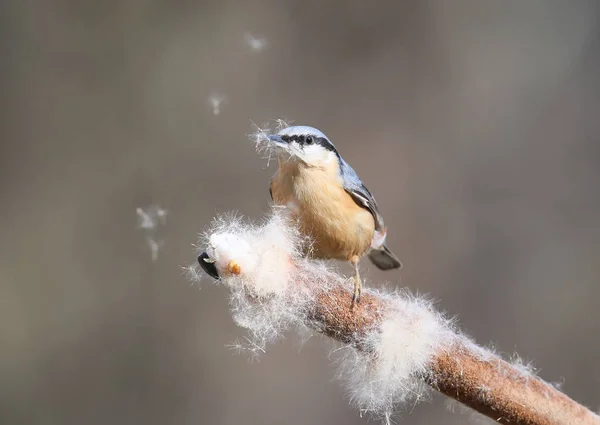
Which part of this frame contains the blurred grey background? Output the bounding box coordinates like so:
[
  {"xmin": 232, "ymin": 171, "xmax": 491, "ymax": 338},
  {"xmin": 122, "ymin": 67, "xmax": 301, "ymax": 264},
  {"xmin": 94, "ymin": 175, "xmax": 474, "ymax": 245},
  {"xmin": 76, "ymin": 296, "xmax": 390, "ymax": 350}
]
[{"xmin": 2, "ymin": 1, "xmax": 599, "ymax": 424}]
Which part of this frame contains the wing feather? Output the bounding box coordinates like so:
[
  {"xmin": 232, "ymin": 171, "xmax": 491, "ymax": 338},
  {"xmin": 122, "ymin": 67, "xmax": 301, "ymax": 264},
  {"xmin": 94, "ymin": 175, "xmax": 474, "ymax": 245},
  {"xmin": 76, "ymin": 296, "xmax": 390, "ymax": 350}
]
[{"xmin": 340, "ymin": 159, "xmax": 385, "ymax": 231}]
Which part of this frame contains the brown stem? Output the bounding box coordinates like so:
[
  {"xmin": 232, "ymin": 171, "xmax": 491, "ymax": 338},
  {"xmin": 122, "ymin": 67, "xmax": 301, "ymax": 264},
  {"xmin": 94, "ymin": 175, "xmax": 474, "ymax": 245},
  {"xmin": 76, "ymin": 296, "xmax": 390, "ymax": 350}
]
[{"xmin": 306, "ymin": 287, "xmax": 599, "ymax": 425}]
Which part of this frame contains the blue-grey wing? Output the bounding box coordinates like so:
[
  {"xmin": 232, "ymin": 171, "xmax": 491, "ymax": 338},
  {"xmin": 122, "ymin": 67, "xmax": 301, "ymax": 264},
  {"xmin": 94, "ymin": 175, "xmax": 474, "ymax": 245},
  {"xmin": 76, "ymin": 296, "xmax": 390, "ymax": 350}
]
[{"xmin": 340, "ymin": 159, "xmax": 385, "ymax": 231}]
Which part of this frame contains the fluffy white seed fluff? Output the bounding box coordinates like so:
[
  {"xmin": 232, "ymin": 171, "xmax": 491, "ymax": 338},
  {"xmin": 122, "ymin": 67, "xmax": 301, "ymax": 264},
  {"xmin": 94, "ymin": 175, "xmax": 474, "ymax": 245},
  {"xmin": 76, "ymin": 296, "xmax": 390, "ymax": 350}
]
[
  {"xmin": 248, "ymin": 119, "xmax": 293, "ymax": 167},
  {"xmin": 244, "ymin": 33, "xmax": 268, "ymax": 52},
  {"xmin": 208, "ymin": 94, "xmax": 226, "ymax": 115},
  {"xmin": 194, "ymin": 210, "xmax": 319, "ymax": 350},
  {"xmin": 337, "ymin": 291, "xmax": 456, "ymax": 422},
  {"xmin": 136, "ymin": 205, "xmax": 167, "ymax": 229},
  {"xmin": 190, "ymin": 209, "xmax": 462, "ymax": 423}
]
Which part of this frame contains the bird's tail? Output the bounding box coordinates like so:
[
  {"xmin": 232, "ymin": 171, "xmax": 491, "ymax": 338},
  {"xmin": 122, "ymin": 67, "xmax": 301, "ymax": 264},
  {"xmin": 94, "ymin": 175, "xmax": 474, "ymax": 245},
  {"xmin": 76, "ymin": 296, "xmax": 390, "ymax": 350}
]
[{"xmin": 367, "ymin": 245, "xmax": 402, "ymax": 270}]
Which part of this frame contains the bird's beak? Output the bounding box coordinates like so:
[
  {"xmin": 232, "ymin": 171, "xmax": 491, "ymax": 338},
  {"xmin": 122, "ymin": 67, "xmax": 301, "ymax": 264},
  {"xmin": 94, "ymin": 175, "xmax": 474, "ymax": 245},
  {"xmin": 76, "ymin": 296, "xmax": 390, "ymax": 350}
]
[{"xmin": 267, "ymin": 134, "xmax": 287, "ymax": 148}]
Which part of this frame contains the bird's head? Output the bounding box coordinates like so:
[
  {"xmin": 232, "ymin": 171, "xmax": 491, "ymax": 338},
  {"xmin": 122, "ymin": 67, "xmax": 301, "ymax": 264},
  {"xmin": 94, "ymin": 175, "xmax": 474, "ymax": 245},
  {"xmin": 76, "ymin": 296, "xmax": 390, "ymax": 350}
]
[{"xmin": 266, "ymin": 126, "xmax": 339, "ymax": 167}]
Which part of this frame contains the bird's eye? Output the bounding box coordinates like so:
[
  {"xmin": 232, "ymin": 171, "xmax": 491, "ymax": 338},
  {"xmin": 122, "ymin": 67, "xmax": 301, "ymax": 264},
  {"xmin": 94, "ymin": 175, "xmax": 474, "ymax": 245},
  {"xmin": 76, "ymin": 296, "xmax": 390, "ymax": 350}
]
[{"xmin": 305, "ymin": 135, "xmax": 314, "ymax": 145}]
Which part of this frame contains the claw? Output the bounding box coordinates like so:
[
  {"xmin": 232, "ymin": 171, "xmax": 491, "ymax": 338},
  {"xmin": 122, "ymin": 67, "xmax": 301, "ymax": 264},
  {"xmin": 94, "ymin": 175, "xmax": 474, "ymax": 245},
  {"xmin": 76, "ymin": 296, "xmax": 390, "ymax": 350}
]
[
  {"xmin": 350, "ymin": 256, "xmax": 362, "ymax": 307},
  {"xmin": 352, "ymin": 272, "xmax": 362, "ymax": 305}
]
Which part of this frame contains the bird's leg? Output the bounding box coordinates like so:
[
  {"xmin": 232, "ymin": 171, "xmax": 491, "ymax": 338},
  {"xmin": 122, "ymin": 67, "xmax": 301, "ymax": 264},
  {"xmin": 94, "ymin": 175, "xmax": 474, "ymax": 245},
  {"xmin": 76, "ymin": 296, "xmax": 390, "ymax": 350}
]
[{"xmin": 350, "ymin": 255, "xmax": 361, "ymax": 305}]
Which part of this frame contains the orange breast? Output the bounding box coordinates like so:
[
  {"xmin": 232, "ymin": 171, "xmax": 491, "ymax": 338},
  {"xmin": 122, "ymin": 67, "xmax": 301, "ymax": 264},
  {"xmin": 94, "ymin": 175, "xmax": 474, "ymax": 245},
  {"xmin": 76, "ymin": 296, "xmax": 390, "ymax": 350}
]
[{"xmin": 270, "ymin": 161, "xmax": 375, "ymax": 261}]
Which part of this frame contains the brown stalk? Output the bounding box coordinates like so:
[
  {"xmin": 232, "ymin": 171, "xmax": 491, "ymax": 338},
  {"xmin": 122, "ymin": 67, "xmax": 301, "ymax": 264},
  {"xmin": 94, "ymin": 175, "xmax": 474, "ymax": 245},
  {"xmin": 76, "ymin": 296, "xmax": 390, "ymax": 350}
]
[
  {"xmin": 201, "ymin": 244, "xmax": 598, "ymax": 424},
  {"xmin": 307, "ymin": 286, "xmax": 600, "ymax": 425}
]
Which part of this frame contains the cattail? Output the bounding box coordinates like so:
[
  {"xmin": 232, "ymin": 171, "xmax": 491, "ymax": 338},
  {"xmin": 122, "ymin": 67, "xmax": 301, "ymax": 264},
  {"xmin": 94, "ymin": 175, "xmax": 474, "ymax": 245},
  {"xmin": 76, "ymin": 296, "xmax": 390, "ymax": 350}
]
[{"xmin": 189, "ymin": 209, "xmax": 600, "ymax": 425}]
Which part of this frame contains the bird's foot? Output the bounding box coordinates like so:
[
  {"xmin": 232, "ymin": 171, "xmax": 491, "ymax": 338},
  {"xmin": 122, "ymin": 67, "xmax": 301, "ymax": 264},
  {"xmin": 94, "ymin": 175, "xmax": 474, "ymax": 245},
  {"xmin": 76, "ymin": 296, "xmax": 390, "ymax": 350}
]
[{"xmin": 351, "ymin": 271, "xmax": 362, "ymax": 306}]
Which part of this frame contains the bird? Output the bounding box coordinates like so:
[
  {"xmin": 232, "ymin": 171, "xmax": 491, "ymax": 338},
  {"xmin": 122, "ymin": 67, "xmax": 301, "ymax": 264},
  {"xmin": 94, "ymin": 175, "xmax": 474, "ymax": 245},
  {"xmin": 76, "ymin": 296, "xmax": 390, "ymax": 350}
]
[{"xmin": 265, "ymin": 125, "xmax": 401, "ymax": 304}]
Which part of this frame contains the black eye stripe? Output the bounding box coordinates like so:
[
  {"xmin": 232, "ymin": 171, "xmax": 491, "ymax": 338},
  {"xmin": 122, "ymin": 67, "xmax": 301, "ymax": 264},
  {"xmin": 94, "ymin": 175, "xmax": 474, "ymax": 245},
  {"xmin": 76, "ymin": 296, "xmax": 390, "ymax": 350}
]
[{"xmin": 280, "ymin": 134, "xmax": 338, "ymax": 156}]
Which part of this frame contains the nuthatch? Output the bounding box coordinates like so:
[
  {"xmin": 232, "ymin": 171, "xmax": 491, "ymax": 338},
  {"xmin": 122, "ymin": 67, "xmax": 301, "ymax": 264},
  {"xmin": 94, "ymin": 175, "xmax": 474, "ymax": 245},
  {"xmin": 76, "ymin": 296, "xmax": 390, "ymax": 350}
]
[{"xmin": 266, "ymin": 125, "xmax": 402, "ymax": 304}]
